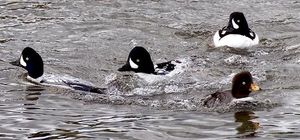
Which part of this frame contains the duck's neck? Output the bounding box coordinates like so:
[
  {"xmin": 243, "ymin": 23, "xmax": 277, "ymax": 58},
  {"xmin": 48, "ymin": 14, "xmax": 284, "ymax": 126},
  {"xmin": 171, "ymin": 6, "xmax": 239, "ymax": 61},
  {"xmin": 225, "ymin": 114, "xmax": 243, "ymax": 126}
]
[
  {"xmin": 231, "ymin": 86, "xmax": 251, "ymax": 99},
  {"xmin": 26, "ymin": 63, "xmax": 44, "ymax": 79},
  {"xmin": 137, "ymin": 62, "xmax": 155, "ymax": 74}
]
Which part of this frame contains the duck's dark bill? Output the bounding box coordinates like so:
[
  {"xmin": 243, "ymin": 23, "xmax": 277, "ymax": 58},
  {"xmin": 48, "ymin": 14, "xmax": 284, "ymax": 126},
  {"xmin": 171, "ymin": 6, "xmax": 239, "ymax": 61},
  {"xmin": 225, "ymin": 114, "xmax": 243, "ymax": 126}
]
[
  {"xmin": 118, "ymin": 64, "xmax": 131, "ymax": 71},
  {"xmin": 10, "ymin": 60, "xmax": 21, "ymax": 66}
]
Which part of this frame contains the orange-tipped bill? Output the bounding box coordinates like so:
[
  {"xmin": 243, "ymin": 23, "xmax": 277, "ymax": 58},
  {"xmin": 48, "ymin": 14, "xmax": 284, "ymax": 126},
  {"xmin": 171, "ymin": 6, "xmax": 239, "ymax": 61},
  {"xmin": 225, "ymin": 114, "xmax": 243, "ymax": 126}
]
[{"xmin": 250, "ymin": 83, "xmax": 260, "ymax": 92}]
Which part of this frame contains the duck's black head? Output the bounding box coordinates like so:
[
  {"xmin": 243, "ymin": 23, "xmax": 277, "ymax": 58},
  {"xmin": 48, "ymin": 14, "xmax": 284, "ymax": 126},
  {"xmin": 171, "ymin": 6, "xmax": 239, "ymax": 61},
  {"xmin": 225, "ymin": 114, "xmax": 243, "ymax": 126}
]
[
  {"xmin": 118, "ymin": 46, "xmax": 155, "ymax": 74},
  {"xmin": 227, "ymin": 12, "xmax": 250, "ymax": 32},
  {"xmin": 231, "ymin": 71, "xmax": 260, "ymax": 98},
  {"xmin": 10, "ymin": 47, "xmax": 44, "ymax": 79}
]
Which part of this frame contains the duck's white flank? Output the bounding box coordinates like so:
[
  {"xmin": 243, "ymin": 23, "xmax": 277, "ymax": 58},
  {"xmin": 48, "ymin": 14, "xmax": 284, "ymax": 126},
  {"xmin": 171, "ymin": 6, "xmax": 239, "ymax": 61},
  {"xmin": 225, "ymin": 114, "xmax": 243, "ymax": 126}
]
[{"xmin": 213, "ymin": 31, "xmax": 259, "ymax": 48}]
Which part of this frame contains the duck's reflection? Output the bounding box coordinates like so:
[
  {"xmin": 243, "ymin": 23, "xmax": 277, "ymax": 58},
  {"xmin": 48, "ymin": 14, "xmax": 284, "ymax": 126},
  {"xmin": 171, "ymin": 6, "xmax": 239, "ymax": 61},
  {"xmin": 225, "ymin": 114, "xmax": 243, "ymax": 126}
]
[
  {"xmin": 234, "ymin": 111, "xmax": 260, "ymax": 136},
  {"xmin": 23, "ymin": 86, "xmax": 44, "ymax": 110},
  {"xmin": 25, "ymin": 85, "xmax": 44, "ymax": 101}
]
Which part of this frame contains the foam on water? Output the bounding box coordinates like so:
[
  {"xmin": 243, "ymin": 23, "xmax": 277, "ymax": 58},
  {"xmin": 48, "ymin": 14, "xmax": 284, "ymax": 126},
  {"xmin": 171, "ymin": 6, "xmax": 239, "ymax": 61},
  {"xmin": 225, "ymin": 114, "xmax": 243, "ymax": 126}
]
[
  {"xmin": 0, "ymin": 0, "xmax": 299, "ymax": 139},
  {"xmin": 224, "ymin": 55, "xmax": 249, "ymax": 65}
]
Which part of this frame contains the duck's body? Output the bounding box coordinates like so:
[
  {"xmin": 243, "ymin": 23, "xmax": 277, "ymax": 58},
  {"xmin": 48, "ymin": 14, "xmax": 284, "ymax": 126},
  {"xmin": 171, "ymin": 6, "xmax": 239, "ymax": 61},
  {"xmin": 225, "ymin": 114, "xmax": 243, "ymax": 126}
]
[
  {"xmin": 118, "ymin": 46, "xmax": 180, "ymax": 75},
  {"xmin": 213, "ymin": 32, "xmax": 259, "ymax": 48},
  {"xmin": 154, "ymin": 60, "xmax": 179, "ymax": 75},
  {"xmin": 213, "ymin": 12, "xmax": 259, "ymax": 48},
  {"xmin": 203, "ymin": 71, "xmax": 260, "ymax": 108},
  {"xmin": 20, "ymin": 73, "xmax": 103, "ymax": 93},
  {"xmin": 203, "ymin": 90, "xmax": 233, "ymax": 108},
  {"xmin": 11, "ymin": 47, "xmax": 104, "ymax": 94}
]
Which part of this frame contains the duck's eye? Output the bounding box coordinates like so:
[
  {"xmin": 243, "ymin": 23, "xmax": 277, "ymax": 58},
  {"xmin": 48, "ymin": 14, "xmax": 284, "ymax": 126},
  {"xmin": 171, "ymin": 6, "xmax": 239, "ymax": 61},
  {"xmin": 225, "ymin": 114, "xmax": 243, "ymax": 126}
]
[
  {"xmin": 136, "ymin": 59, "xmax": 140, "ymax": 63},
  {"xmin": 242, "ymin": 81, "xmax": 246, "ymax": 85},
  {"xmin": 237, "ymin": 20, "xmax": 240, "ymax": 23},
  {"xmin": 25, "ymin": 57, "xmax": 29, "ymax": 61}
]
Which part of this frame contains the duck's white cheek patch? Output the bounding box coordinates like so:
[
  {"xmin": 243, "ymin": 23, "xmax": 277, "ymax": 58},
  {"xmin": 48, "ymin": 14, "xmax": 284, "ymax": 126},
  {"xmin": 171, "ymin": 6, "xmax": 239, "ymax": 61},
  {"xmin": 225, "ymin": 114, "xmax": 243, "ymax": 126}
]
[
  {"xmin": 129, "ymin": 58, "xmax": 138, "ymax": 69},
  {"xmin": 20, "ymin": 55, "xmax": 27, "ymax": 67},
  {"xmin": 232, "ymin": 19, "xmax": 239, "ymax": 29}
]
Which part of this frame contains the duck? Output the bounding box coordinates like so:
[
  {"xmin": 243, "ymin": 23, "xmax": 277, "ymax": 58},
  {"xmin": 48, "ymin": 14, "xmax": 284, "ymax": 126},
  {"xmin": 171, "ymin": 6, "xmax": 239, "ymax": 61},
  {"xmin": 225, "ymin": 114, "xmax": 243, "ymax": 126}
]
[
  {"xmin": 10, "ymin": 47, "xmax": 104, "ymax": 94},
  {"xmin": 118, "ymin": 46, "xmax": 181, "ymax": 75},
  {"xmin": 213, "ymin": 12, "xmax": 259, "ymax": 48},
  {"xmin": 203, "ymin": 71, "xmax": 261, "ymax": 108}
]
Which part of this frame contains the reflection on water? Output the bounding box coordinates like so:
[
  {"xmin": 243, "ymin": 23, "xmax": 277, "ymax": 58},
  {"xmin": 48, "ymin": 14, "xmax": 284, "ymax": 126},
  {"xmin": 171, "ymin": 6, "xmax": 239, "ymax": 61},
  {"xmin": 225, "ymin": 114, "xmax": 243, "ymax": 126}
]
[
  {"xmin": 234, "ymin": 111, "xmax": 260, "ymax": 137},
  {"xmin": 25, "ymin": 85, "xmax": 45, "ymax": 92},
  {"xmin": 28, "ymin": 129, "xmax": 91, "ymax": 140},
  {"xmin": 25, "ymin": 85, "xmax": 44, "ymax": 101},
  {"xmin": 24, "ymin": 86, "xmax": 44, "ymax": 110}
]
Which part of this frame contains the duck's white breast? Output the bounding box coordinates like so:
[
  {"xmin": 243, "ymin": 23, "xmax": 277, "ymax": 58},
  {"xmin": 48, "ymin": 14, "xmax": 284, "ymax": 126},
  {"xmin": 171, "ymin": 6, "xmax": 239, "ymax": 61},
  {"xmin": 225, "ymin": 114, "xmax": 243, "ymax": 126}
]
[{"xmin": 213, "ymin": 31, "xmax": 259, "ymax": 48}]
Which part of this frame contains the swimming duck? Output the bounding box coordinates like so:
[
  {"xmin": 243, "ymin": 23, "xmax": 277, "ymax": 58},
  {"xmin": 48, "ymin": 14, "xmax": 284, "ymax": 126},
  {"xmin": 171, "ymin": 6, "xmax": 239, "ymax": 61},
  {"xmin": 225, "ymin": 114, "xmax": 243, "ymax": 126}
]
[
  {"xmin": 10, "ymin": 47, "xmax": 104, "ymax": 93},
  {"xmin": 118, "ymin": 46, "xmax": 180, "ymax": 75},
  {"xmin": 213, "ymin": 12, "xmax": 259, "ymax": 48},
  {"xmin": 203, "ymin": 71, "xmax": 260, "ymax": 108}
]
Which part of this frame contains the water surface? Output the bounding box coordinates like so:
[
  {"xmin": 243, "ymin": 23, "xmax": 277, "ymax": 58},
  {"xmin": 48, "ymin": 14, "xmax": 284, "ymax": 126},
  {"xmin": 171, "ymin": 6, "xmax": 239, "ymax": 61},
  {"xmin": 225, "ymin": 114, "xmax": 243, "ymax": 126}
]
[{"xmin": 0, "ymin": 0, "xmax": 300, "ymax": 139}]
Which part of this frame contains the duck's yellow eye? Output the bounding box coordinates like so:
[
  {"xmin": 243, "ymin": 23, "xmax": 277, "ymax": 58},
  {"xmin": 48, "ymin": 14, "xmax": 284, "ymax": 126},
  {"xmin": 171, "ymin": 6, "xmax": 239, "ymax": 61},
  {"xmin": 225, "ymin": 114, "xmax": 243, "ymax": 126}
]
[
  {"xmin": 242, "ymin": 81, "xmax": 246, "ymax": 85},
  {"xmin": 136, "ymin": 59, "xmax": 140, "ymax": 62}
]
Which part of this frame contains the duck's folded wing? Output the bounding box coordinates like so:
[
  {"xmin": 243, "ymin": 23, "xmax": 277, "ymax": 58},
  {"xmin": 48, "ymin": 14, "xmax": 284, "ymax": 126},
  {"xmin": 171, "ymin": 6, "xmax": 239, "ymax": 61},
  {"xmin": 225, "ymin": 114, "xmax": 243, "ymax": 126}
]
[
  {"xmin": 202, "ymin": 91, "xmax": 233, "ymax": 108},
  {"xmin": 63, "ymin": 81, "xmax": 106, "ymax": 94},
  {"xmin": 155, "ymin": 61, "xmax": 175, "ymax": 70},
  {"xmin": 154, "ymin": 61, "xmax": 177, "ymax": 75}
]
